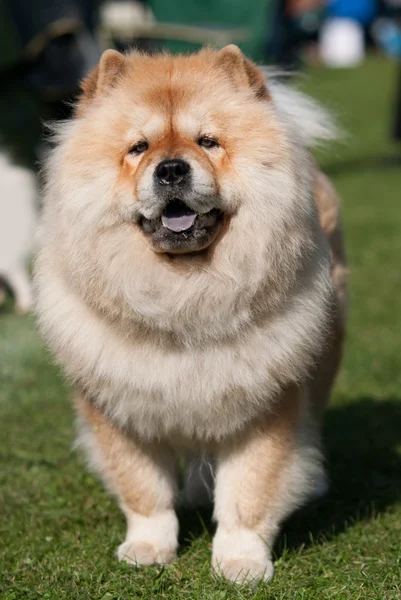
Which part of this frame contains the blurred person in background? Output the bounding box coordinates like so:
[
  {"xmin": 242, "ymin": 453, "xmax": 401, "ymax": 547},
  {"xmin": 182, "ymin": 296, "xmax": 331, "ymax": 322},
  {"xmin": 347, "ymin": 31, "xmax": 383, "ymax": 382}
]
[{"xmin": 0, "ymin": 0, "xmax": 101, "ymax": 167}]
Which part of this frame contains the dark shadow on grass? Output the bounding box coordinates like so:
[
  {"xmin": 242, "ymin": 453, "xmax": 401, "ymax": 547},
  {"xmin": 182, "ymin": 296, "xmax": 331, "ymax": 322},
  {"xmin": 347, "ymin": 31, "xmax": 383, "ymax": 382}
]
[
  {"xmin": 277, "ymin": 396, "xmax": 401, "ymax": 554},
  {"xmin": 177, "ymin": 397, "xmax": 401, "ymax": 556},
  {"xmin": 325, "ymin": 154, "xmax": 401, "ymax": 178},
  {"xmin": 178, "ymin": 506, "xmax": 215, "ymax": 552}
]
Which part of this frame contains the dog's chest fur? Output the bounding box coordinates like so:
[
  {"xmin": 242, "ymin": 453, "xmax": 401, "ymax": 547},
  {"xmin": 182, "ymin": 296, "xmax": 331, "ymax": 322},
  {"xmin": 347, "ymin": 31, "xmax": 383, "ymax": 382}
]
[{"xmin": 37, "ymin": 264, "xmax": 330, "ymax": 442}]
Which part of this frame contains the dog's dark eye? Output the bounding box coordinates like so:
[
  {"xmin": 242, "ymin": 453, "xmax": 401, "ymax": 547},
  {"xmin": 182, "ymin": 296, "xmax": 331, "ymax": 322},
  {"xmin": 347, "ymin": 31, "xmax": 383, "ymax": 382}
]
[
  {"xmin": 129, "ymin": 141, "xmax": 149, "ymax": 155},
  {"xmin": 198, "ymin": 136, "xmax": 219, "ymax": 149}
]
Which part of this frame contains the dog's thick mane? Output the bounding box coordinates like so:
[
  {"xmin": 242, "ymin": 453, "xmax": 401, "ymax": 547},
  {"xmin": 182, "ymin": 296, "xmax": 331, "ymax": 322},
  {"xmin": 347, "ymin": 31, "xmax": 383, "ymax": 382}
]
[{"xmin": 35, "ymin": 49, "xmax": 338, "ymax": 440}]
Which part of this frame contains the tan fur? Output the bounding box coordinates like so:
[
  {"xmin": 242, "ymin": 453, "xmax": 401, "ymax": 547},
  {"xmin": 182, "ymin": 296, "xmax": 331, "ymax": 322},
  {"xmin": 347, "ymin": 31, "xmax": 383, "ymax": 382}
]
[
  {"xmin": 212, "ymin": 384, "xmax": 325, "ymax": 581},
  {"xmin": 311, "ymin": 170, "xmax": 348, "ymax": 422},
  {"xmin": 75, "ymin": 395, "xmax": 177, "ymax": 517},
  {"xmin": 35, "ymin": 46, "xmax": 347, "ymax": 583},
  {"xmin": 216, "ymin": 385, "xmax": 302, "ymax": 532},
  {"xmin": 315, "ymin": 170, "xmax": 348, "ymax": 317},
  {"xmin": 214, "ymin": 45, "xmax": 271, "ymax": 101}
]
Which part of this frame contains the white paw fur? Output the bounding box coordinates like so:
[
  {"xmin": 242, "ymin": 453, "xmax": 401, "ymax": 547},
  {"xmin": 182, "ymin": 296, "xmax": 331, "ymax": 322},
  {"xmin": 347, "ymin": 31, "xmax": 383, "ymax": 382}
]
[
  {"xmin": 117, "ymin": 510, "xmax": 178, "ymax": 566},
  {"xmin": 212, "ymin": 527, "xmax": 274, "ymax": 584},
  {"xmin": 118, "ymin": 540, "xmax": 176, "ymax": 566}
]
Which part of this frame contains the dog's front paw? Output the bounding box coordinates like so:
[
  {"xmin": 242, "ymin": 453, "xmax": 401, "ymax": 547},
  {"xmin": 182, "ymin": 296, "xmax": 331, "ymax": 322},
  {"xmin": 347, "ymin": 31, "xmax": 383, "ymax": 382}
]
[
  {"xmin": 213, "ymin": 557, "xmax": 274, "ymax": 584},
  {"xmin": 117, "ymin": 539, "xmax": 176, "ymax": 566},
  {"xmin": 117, "ymin": 510, "xmax": 178, "ymax": 567},
  {"xmin": 212, "ymin": 527, "xmax": 274, "ymax": 584}
]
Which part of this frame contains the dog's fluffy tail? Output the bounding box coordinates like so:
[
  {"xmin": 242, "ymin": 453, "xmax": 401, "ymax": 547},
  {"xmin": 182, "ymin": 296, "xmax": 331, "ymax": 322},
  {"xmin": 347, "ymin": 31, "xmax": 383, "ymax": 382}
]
[{"xmin": 265, "ymin": 71, "xmax": 341, "ymax": 149}]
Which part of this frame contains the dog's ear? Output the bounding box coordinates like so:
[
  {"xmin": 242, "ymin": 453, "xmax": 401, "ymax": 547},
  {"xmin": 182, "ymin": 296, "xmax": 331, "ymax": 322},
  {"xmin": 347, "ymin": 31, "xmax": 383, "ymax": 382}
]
[
  {"xmin": 214, "ymin": 45, "xmax": 269, "ymax": 101},
  {"xmin": 79, "ymin": 49, "xmax": 127, "ymax": 109}
]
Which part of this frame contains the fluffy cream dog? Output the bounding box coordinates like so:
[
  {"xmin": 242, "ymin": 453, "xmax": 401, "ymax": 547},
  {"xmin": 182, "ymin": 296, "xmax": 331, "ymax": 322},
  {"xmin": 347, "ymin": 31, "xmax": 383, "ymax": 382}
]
[{"xmin": 34, "ymin": 46, "xmax": 347, "ymax": 583}]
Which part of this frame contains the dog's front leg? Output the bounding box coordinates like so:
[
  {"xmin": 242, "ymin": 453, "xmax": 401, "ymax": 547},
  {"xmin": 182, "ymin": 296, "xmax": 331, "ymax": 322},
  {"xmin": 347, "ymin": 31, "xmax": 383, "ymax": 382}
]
[
  {"xmin": 212, "ymin": 385, "xmax": 323, "ymax": 584},
  {"xmin": 76, "ymin": 396, "xmax": 179, "ymax": 566}
]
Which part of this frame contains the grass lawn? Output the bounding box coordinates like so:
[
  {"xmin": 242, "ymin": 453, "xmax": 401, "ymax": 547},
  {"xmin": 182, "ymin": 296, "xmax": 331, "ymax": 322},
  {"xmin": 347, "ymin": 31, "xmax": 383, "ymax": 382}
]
[{"xmin": 1, "ymin": 55, "xmax": 401, "ymax": 599}]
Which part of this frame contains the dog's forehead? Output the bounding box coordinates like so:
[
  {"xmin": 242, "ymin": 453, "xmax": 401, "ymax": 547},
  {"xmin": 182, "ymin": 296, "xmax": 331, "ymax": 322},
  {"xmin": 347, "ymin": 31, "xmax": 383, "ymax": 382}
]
[
  {"xmin": 140, "ymin": 83, "xmax": 217, "ymax": 115},
  {"xmin": 122, "ymin": 102, "xmax": 206, "ymax": 143},
  {"xmin": 122, "ymin": 81, "xmax": 220, "ymax": 138},
  {"xmin": 105, "ymin": 54, "xmax": 262, "ymax": 143},
  {"xmin": 123, "ymin": 55, "xmax": 228, "ymax": 112},
  {"xmin": 141, "ymin": 114, "xmax": 166, "ymax": 138}
]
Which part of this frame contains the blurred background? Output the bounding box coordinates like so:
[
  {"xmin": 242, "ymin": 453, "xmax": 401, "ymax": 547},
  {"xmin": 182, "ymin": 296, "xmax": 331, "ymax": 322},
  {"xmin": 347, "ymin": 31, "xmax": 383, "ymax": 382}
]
[
  {"xmin": 0, "ymin": 0, "xmax": 401, "ymax": 170},
  {"xmin": 1, "ymin": 3, "xmax": 401, "ymax": 598}
]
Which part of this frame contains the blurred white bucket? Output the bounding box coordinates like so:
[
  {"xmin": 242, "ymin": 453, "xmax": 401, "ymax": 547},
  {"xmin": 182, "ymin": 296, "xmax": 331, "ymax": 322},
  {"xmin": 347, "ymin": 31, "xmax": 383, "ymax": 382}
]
[{"xmin": 320, "ymin": 18, "xmax": 365, "ymax": 68}]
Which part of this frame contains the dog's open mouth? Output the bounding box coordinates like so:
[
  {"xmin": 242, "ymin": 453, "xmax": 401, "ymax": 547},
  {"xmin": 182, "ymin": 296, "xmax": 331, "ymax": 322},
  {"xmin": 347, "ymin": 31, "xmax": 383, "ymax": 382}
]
[
  {"xmin": 161, "ymin": 200, "xmax": 198, "ymax": 232},
  {"xmin": 140, "ymin": 199, "xmax": 224, "ymax": 254}
]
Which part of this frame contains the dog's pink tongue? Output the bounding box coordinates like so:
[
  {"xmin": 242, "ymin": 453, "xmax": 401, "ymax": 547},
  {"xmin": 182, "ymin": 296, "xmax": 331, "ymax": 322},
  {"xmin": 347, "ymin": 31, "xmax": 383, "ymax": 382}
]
[{"xmin": 161, "ymin": 213, "xmax": 197, "ymax": 232}]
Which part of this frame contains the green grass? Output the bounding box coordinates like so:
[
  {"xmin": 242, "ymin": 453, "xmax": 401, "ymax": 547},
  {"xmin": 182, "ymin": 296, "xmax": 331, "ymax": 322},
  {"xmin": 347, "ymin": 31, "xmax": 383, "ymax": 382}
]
[{"xmin": 1, "ymin": 55, "xmax": 401, "ymax": 599}]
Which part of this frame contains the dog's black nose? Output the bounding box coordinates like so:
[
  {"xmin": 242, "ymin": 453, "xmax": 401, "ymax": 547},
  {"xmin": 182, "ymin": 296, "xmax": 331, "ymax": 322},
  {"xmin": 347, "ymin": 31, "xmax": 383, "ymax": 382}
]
[{"xmin": 155, "ymin": 159, "xmax": 190, "ymax": 185}]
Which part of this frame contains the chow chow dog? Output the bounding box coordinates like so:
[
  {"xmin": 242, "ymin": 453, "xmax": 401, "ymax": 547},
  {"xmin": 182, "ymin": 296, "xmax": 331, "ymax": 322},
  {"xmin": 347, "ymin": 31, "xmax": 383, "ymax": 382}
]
[{"xmin": 35, "ymin": 45, "xmax": 347, "ymax": 583}]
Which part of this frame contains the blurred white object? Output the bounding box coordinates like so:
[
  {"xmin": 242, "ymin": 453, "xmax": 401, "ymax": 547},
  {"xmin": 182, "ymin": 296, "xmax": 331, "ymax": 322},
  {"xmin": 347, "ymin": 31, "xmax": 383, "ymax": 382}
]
[
  {"xmin": 320, "ymin": 18, "xmax": 365, "ymax": 68},
  {"xmin": 0, "ymin": 154, "xmax": 37, "ymax": 314},
  {"xmin": 101, "ymin": 0, "xmax": 153, "ymax": 30},
  {"xmin": 100, "ymin": 0, "xmax": 154, "ymax": 44}
]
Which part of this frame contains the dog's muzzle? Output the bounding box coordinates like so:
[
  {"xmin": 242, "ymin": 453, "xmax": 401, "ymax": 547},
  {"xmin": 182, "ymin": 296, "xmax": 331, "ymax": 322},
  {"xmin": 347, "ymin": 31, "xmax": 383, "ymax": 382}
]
[{"xmin": 139, "ymin": 198, "xmax": 224, "ymax": 254}]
